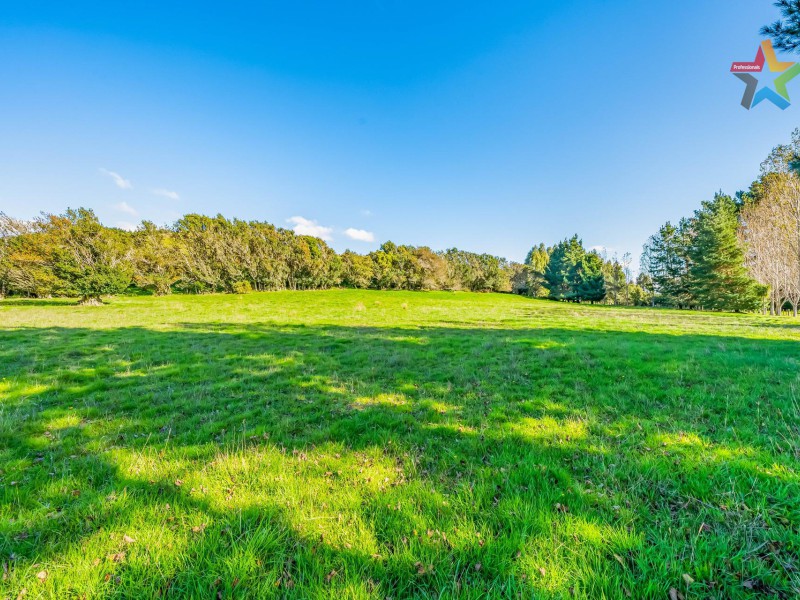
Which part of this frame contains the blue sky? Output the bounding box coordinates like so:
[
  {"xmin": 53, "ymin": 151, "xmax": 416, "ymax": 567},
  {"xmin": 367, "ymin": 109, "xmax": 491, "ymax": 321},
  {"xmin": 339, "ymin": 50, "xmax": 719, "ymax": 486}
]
[{"xmin": 0, "ymin": 1, "xmax": 796, "ymax": 264}]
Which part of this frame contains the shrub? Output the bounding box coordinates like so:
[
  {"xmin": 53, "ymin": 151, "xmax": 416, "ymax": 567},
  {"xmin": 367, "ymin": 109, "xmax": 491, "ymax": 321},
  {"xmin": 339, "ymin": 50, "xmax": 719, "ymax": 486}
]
[{"xmin": 232, "ymin": 280, "xmax": 252, "ymax": 294}]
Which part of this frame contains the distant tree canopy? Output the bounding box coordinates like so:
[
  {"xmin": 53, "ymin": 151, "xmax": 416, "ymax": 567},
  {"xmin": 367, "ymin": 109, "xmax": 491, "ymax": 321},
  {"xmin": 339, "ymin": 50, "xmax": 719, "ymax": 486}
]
[
  {"xmin": 2, "ymin": 204, "xmax": 641, "ymax": 307},
  {"xmin": 542, "ymin": 235, "xmax": 606, "ymax": 303},
  {"xmin": 0, "ymin": 209, "xmax": 516, "ymax": 301},
  {"xmin": 762, "ymin": 1, "xmax": 800, "ymax": 53}
]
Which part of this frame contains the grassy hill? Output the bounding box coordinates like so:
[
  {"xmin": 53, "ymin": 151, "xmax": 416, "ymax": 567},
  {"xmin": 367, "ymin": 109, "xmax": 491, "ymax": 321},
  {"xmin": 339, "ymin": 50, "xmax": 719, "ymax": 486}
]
[{"xmin": 1, "ymin": 290, "xmax": 798, "ymax": 598}]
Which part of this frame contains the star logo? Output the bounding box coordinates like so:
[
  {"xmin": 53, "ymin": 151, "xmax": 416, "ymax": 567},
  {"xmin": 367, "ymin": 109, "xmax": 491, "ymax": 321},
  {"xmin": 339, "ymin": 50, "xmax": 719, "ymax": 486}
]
[{"xmin": 731, "ymin": 40, "xmax": 800, "ymax": 110}]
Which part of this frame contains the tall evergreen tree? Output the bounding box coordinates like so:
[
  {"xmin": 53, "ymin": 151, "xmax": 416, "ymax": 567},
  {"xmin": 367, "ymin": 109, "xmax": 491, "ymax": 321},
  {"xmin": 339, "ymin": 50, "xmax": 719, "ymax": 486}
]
[
  {"xmin": 544, "ymin": 235, "xmax": 585, "ymax": 301},
  {"xmin": 573, "ymin": 251, "xmax": 606, "ymax": 303},
  {"xmin": 687, "ymin": 193, "xmax": 767, "ymax": 312},
  {"xmin": 641, "ymin": 219, "xmax": 694, "ymax": 308}
]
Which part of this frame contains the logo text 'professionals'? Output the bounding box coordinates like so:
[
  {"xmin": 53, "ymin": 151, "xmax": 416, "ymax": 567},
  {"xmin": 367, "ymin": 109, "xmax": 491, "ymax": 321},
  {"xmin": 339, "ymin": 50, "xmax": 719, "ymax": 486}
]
[{"xmin": 731, "ymin": 40, "xmax": 800, "ymax": 110}]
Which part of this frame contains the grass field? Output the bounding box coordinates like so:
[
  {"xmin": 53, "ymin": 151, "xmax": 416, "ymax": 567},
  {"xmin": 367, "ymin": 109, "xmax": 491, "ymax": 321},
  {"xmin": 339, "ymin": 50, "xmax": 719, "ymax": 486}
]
[{"xmin": 1, "ymin": 290, "xmax": 799, "ymax": 599}]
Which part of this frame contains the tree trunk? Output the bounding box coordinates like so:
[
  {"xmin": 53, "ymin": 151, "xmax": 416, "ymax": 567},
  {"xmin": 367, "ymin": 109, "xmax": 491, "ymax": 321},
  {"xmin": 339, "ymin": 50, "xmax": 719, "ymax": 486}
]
[{"xmin": 78, "ymin": 295, "xmax": 103, "ymax": 306}]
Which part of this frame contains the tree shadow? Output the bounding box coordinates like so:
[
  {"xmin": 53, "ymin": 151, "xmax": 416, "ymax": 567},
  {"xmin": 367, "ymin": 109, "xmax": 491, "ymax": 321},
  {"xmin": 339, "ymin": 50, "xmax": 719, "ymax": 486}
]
[
  {"xmin": 0, "ymin": 298, "xmax": 77, "ymax": 307},
  {"xmin": 1, "ymin": 321, "xmax": 799, "ymax": 598}
]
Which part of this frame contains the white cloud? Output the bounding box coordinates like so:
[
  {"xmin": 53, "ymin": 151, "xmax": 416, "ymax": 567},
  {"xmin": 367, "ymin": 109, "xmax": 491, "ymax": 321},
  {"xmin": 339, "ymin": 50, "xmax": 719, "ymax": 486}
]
[
  {"xmin": 152, "ymin": 188, "xmax": 180, "ymax": 201},
  {"xmin": 99, "ymin": 168, "xmax": 132, "ymax": 189},
  {"xmin": 287, "ymin": 216, "xmax": 333, "ymax": 241},
  {"xmin": 344, "ymin": 227, "xmax": 375, "ymax": 242},
  {"xmin": 114, "ymin": 201, "xmax": 138, "ymax": 216},
  {"xmin": 116, "ymin": 221, "xmax": 137, "ymax": 231}
]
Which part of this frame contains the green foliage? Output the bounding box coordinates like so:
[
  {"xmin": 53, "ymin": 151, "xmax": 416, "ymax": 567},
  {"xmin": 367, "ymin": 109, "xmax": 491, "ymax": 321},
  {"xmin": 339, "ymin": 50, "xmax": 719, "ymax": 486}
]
[
  {"xmin": 2, "ymin": 290, "xmax": 798, "ymax": 598},
  {"xmin": 288, "ymin": 235, "xmax": 341, "ymax": 290},
  {"xmin": 761, "ymin": 1, "xmax": 800, "ymax": 53},
  {"xmin": 132, "ymin": 222, "xmax": 181, "ymax": 295},
  {"xmin": 643, "ymin": 193, "xmax": 768, "ymax": 313},
  {"xmin": 1, "ymin": 208, "xmax": 516, "ymax": 299},
  {"xmin": 442, "ymin": 248, "xmax": 511, "ymax": 292},
  {"xmin": 47, "ymin": 208, "xmax": 133, "ymax": 303},
  {"xmin": 641, "ymin": 219, "xmax": 694, "ymax": 308},
  {"xmin": 687, "ymin": 194, "xmax": 767, "ymax": 312},
  {"xmin": 632, "ymin": 273, "xmax": 654, "ymax": 306},
  {"xmin": 231, "ymin": 280, "xmax": 253, "ymax": 294},
  {"xmin": 572, "ymin": 251, "xmax": 606, "ymax": 303},
  {"xmin": 543, "ymin": 235, "xmax": 605, "ymax": 303},
  {"xmin": 521, "ymin": 243, "xmax": 550, "ymax": 297},
  {"xmin": 602, "ymin": 259, "xmax": 627, "ymax": 306},
  {"xmin": 340, "ymin": 250, "xmax": 375, "ymax": 288}
]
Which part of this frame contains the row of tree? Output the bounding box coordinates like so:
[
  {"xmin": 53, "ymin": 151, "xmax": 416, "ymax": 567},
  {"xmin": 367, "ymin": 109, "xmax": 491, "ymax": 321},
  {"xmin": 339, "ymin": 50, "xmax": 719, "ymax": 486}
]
[
  {"xmin": 1, "ymin": 206, "xmax": 654, "ymax": 306},
  {"xmin": 513, "ymin": 239, "xmax": 651, "ymax": 306},
  {"xmin": 641, "ymin": 131, "xmax": 800, "ymax": 315},
  {"xmin": 0, "ymin": 210, "xmax": 516, "ymax": 303}
]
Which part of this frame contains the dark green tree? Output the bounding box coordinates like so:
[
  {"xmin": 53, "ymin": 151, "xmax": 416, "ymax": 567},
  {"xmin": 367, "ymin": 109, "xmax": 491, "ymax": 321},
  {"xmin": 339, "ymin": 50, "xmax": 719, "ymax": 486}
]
[
  {"xmin": 687, "ymin": 193, "xmax": 767, "ymax": 312},
  {"xmin": 641, "ymin": 219, "xmax": 694, "ymax": 308},
  {"xmin": 762, "ymin": 1, "xmax": 800, "ymax": 53},
  {"xmin": 573, "ymin": 251, "xmax": 606, "ymax": 303},
  {"xmin": 544, "ymin": 235, "xmax": 585, "ymax": 301}
]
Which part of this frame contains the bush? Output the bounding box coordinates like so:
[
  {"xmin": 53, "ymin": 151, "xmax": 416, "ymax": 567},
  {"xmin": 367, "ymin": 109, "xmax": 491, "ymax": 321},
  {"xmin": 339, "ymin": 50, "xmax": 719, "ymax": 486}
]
[{"xmin": 232, "ymin": 280, "xmax": 252, "ymax": 294}]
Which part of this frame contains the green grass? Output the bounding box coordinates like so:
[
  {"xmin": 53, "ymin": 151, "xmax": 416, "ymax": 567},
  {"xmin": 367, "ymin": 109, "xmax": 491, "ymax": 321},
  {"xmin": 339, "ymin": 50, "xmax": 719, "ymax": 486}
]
[{"xmin": 1, "ymin": 290, "xmax": 799, "ymax": 599}]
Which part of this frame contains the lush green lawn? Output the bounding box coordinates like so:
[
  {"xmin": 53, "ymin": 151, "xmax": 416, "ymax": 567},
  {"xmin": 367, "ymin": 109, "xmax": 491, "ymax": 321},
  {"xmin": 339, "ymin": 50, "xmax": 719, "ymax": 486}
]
[{"xmin": 1, "ymin": 290, "xmax": 799, "ymax": 599}]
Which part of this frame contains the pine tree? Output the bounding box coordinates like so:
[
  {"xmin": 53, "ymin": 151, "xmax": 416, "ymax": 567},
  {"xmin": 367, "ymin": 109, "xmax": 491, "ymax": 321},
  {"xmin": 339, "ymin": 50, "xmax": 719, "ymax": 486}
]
[
  {"xmin": 544, "ymin": 235, "xmax": 585, "ymax": 301},
  {"xmin": 573, "ymin": 251, "xmax": 606, "ymax": 303},
  {"xmin": 641, "ymin": 219, "xmax": 694, "ymax": 308},
  {"xmin": 762, "ymin": 1, "xmax": 800, "ymax": 53},
  {"xmin": 688, "ymin": 193, "xmax": 767, "ymax": 312}
]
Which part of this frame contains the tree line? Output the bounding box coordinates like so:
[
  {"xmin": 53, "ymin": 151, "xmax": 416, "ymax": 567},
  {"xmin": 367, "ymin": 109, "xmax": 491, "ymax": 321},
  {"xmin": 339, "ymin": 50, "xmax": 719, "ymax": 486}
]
[
  {"xmin": 641, "ymin": 131, "xmax": 800, "ymax": 315},
  {"xmin": 0, "ymin": 203, "xmax": 656, "ymax": 306},
  {"xmin": 0, "ymin": 210, "xmax": 516, "ymax": 303},
  {"xmin": 511, "ymin": 238, "xmax": 651, "ymax": 306}
]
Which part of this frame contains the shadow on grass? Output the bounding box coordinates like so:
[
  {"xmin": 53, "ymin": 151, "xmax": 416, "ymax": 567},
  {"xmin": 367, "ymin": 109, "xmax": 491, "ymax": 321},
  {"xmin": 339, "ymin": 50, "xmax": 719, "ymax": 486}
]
[
  {"xmin": 1, "ymin": 322, "xmax": 799, "ymax": 598},
  {"xmin": 0, "ymin": 298, "xmax": 78, "ymax": 307}
]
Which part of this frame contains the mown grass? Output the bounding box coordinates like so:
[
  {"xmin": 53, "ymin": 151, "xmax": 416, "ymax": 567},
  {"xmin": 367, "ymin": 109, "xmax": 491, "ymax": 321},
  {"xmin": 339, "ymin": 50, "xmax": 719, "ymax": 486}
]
[{"xmin": 1, "ymin": 290, "xmax": 799, "ymax": 599}]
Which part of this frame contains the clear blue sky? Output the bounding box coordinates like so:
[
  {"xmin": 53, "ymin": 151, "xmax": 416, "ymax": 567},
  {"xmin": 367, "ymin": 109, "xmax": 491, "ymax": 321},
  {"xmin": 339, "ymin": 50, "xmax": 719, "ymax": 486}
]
[{"xmin": 0, "ymin": 1, "xmax": 795, "ymax": 264}]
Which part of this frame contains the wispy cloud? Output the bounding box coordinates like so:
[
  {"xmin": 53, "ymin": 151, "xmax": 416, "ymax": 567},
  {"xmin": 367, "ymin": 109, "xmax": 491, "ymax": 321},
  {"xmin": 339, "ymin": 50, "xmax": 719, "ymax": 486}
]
[
  {"xmin": 116, "ymin": 221, "xmax": 137, "ymax": 231},
  {"xmin": 360, "ymin": 209, "xmax": 373, "ymax": 217},
  {"xmin": 99, "ymin": 168, "xmax": 132, "ymax": 189},
  {"xmin": 344, "ymin": 227, "xmax": 375, "ymax": 242},
  {"xmin": 114, "ymin": 201, "xmax": 138, "ymax": 216},
  {"xmin": 287, "ymin": 216, "xmax": 333, "ymax": 241},
  {"xmin": 151, "ymin": 188, "xmax": 180, "ymax": 201}
]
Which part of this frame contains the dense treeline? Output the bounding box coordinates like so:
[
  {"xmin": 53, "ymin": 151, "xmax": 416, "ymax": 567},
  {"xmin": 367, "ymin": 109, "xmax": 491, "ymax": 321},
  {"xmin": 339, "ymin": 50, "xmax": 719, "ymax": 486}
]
[
  {"xmin": 513, "ymin": 238, "xmax": 650, "ymax": 307},
  {"xmin": 641, "ymin": 131, "xmax": 800, "ymax": 315},
  {"xmin": 0, "ymin": 205, "xmax": 644, "ymax": 305},
  {"xmin": 0, "ymin": 210, "xmax": 516, "ymax": 303},
  {"xmin": 0, "ymin": 213, "xmax": 652, "ymax": 307}
]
